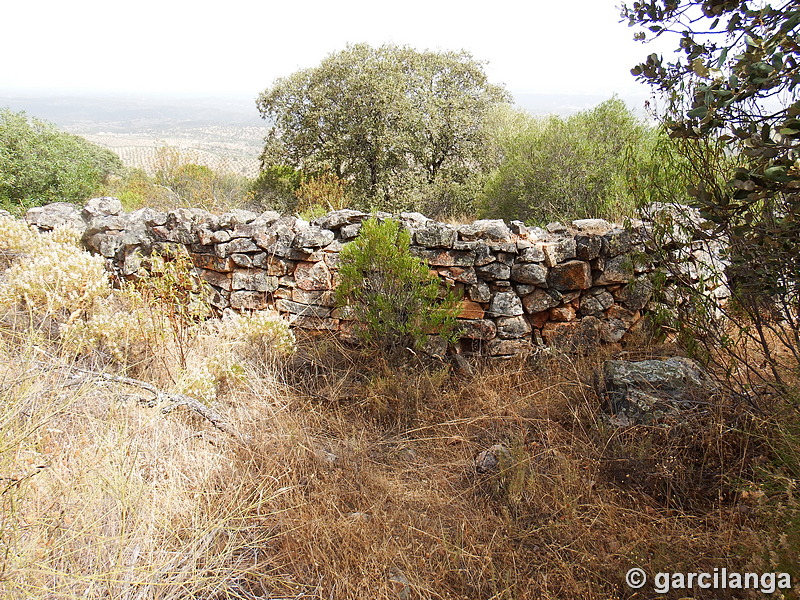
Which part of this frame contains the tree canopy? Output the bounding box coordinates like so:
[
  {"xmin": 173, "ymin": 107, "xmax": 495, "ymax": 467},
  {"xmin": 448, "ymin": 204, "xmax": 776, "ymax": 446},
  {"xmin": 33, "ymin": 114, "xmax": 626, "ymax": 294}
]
[
  {"xmin": 256, "ymin": 44, "xmax": 510, "ymax": 213},
  {"xmin": 622, "ymin": 1, "xmax": 799, "ymax": 210},
  {"xmin": 0, "ymin": 109, "xmax": 122, "ymax": 212}
]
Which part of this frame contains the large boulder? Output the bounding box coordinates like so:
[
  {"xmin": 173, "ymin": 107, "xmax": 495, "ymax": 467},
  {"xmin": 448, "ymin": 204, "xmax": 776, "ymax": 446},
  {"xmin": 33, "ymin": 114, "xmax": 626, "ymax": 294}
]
[{"xmin": 598, "ymin": 357, "xmax": 715, "ymax": 425}]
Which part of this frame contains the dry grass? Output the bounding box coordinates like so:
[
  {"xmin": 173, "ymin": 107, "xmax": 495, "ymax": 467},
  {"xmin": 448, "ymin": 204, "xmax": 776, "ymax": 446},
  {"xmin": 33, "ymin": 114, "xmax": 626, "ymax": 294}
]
[{"xmin": 3, "ymin": 324, "xmax": 794, "ymax": 599}]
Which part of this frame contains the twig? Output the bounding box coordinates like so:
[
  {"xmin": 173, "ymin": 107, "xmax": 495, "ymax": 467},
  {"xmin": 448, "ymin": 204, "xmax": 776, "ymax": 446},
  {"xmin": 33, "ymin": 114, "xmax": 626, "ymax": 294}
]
[{"xmin": 29, "ymin": 353, "xmax": 246, "ymax": 443}]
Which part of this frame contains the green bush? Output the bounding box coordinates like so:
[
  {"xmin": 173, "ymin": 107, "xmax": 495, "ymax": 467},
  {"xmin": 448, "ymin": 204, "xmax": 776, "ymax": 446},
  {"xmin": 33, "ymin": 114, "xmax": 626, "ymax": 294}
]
[
  {"xmin": 0, "ymin": 108, "xmax": 122, "ymax": 212},
  {"xmin": 335, "ymin": 218, "xmax": 461, "ymax": 358},
  {"xmin": 248, "ymin": 164, "xmax": 302, "ymax": 213},
  {"xmin": 481, "ymin": 97, "xmax": 663, "ymax": 224},
  {"xmin": 149, "ymin": 145, "xmax": 253, "ymax": 211}
]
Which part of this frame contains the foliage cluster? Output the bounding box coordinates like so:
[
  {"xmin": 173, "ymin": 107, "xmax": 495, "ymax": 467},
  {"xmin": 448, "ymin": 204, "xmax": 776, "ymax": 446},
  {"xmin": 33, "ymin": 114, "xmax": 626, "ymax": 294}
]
[
  {"xmin": 149, "ymin": 145, "xmax": 254, "ymax": 211},
  {"xmin": 480, "ymin": 97, "xmax": 688, "ymax": 224},
  {"xmin": 0, "ymin": 214, "xmax": 109, "ymax": 319},
  {"xmin": 257, "ymin": 43, "xmax": 509, "ymax": 216},
  {"xmin": 335, "ymin": 218, "xmax": 461, "ymax": 357},
  {"xmin": 623, "ymin": 0, "xmax": 800, "ymax": 399},
  {"xmin": 101, "ymin": 145, "xmax": 254, "ymax": 213},
  {"xmin": 0, "ymin": 108, "xmax": 122, "ymax": 213}
]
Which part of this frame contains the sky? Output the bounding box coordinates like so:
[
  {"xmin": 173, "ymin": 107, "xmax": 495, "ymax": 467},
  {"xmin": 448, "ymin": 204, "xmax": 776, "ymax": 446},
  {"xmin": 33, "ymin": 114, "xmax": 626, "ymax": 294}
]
[{"xmin": 1, "ymin": 0, "xmax": 676, "ymax": 101}]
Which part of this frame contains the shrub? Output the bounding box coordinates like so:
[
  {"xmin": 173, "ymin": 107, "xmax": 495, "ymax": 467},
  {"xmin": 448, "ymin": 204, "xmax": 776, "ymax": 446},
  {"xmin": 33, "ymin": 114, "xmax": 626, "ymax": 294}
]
[
  {"xmin": 0, "ymin": 109, "xmax": 122, "ymax": 212},
  {"xmin": 148, "ymin": 145, "xmax": 253, "ymax": 211},
  {"xmin": 0, "ymin": 214, "xmax": 110, "ymax": 319},
  {"xmin": 481, "ymin": 97, "xmax": 659, "ymax": 224},
  {"xmin": 249, "ymin": 164, "xmax": 302, "ymax": 213},
  {"xmin": 294, "ymin": 170, "xmax": 351, "ymax": 219},
  {"xmin": 335, "ymin": 218, "xmax": 460, "ymax": 358}
]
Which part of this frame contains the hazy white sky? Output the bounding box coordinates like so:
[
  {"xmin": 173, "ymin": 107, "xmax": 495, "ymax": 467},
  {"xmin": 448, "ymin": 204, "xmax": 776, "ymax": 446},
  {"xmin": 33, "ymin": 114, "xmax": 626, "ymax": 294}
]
[{"xmin": 1, "ymin": 0, "xmax": 675, "ymax": 98}]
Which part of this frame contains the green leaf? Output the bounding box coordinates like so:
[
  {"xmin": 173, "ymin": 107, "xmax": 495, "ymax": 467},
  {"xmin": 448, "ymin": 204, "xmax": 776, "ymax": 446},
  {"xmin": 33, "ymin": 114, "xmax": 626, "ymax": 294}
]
[
  {"xmin": 764, "ymin": 165, "xmax": 791, "ymax": 181},
  {"xmin": 687, "ymin": 106, "xmax": 708, "ymax": 119}
]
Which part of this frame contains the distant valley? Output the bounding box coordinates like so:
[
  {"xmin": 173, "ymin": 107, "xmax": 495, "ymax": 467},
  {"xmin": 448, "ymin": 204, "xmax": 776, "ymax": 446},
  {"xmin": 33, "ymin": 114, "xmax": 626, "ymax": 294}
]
[{"xmin": 0, "ymin": 91, "xmax": 648, "ymax": 178}]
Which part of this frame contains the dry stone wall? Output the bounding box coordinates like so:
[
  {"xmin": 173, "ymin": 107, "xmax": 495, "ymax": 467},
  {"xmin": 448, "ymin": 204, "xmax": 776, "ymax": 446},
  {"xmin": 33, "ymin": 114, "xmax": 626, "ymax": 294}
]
[{"xmin": 25, "ymin": 198, "xmax": 698, "ymax": 357}]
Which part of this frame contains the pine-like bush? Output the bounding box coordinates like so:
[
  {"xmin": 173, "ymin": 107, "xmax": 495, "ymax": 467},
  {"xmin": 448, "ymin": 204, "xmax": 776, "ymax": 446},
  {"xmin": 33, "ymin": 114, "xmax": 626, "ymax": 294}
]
[{"xmin": 335, "ymin": 218, "xmax": 460, "ymax": 357}]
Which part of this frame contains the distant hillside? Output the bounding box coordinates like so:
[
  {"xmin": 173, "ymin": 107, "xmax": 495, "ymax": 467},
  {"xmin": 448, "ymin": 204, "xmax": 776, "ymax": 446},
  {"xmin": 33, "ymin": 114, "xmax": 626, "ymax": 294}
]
[
  {"xmin": 0, "ymin": 93, "xmax": 269, "ymax": 177},
  {"xmin": 0, "ymin": 91, "xmax": 649, "ymax": 178},
  {"xmin": 0, "ymin": 92, "xmax": 266, "ymax": 132}
]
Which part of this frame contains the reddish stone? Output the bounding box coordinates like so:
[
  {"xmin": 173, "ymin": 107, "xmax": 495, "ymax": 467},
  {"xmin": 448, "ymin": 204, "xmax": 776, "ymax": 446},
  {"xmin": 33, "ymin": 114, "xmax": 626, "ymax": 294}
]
[
  {"xmin": 547, "ymin": 260, "xmax": 592, "ymax": 291},
  {"xmin": 550, "ymin": 305, "xmax": 576, "ymax": 322},
  {"xmin": 437, "ymin": 266, "xmax": 478, "ymax": 285},
  {"xmin": 192, "ymin": 253, "xmax": 233, "ymax": 272},
  {"xmin": 294, "ymin": 261, "xmax": 332, "ymax": 291},
  {"xmin": 541, "ymin": 321, "xmax": 578, "ymax": 345},
  {"xmin": 199, "ymin": 269, "xmax": 231, "ymax": 291},
  {"xmin": 458, "ymin": 300, "xmax": 485, "ymax": 320},
  {"xmin": 530, "ymin": 311, "xmax": 549, "ymax": 329}
]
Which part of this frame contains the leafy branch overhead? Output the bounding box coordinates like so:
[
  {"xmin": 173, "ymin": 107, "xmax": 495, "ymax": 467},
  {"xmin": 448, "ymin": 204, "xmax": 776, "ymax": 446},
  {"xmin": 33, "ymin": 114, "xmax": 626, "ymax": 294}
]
[{"xmin": 623, "ymin": 1, "xmax": 800, "ymax": 195}]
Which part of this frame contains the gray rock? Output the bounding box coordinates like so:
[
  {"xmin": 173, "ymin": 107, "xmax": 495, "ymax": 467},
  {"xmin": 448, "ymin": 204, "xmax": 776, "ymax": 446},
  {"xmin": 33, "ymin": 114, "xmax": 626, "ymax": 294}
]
[
  {"xmin": 294, "ymin": 226, "xmax": 335, "ymax": 249},
  {"xmin": 488, "ymin": 291, "xmax": 524, "ymax": 317},
  {"xmin": 575, "ymin": 234, "xmax": 604, "ymax": 260},
  {"xmin": 603, "ymin": 228, "xmax": 636, "ymax": 256},
  {"xmin": 614, "ymin": 276, "xmax": 654, "ymax": 311},
  {"xmin": 579, "ymin": 290, "xmax": 614, "ymax": 316},
  {"xmin": 459, "ymin": 219, "xmax": 512, "ymax": 241},
  {"xmin": 475, "ymin": 444, "xmax": 512, "ymax": 473},
  {"xmin": 467, "ymin": 281, "xmax": 492, "ymax": 303},
  {"xmin": 509, "ymin": 220, "xmax": 528, "ymax": 235},
  {"xmin": 415, "ymin": 222, "xmax": 457, "ymax": 248},
  {"xmin": 216, "ymin": 238, "xmax": 260, "ymax": 257},
  {"xmin": 598, "ymin": 357, "xmax": 715, "ymax": 425},
  {"xmin": 83, "ymin": 197, "xmax": 123, "ymax": 220},
  {"xmin": 572, "ymin": 218, "xmax": 612, "ymax": 234},
  {"xmin": 232, "ymin": 269, "xmax": 279, "ymax": 292},
  {"xmin": 216, "ymin": 209, "xmax": 258, "ymax": 228},
  {"xmin": 128, "ymin": 207, "xmax": 167, "ymax": 227},
  {"xmin": 510, "ymin": 262, "xmax": 547, "ymax": 285},
  {"xmin": 518, "ymin": 245, "xmax": 546, "ymax": 262},
  {"xmin": 275, "ymin": 299, "xmax": 332, "ymax": 318},
  {"xmin": 541, "ymin": 238, "xmax": 577, "ymax": 267},
  {"xmin": 496, "ymin": 315, "xmax": 532, "ymax": 339},
  {"xmin": 522, "ymin": 288, "xmax": 560, "ymax": 314},
  {"xmin": 312, "ymin": 209, "xmax": 367, "ymax": 230},
  {"xmin": 476, "ymin": 261, "xmax": 511, "ymax": 280},
  {"xmin": 339, "ymin": 222, "xmax": 362, "ymax": 239},
  {"xmin": 25, "ymin": 202, "xmax": 84, "ymax": 231},
  {"xmin": 253, "ymin": 224, "xmax": 295, "ymax": 257},
  {"xmin": 595, "ymin": 255, "xmax": 634, "ymax": 285},
  {"xmin": 388, "ymin": 568, "xmax": 411, "ymax": 600}
]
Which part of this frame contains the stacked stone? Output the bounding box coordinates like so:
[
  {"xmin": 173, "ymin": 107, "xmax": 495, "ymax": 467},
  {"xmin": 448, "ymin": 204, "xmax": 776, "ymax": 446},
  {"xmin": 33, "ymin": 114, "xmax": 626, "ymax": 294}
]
[{"xmin": 28, "ymin": 199, "xmax": 675, "ymax": 357}]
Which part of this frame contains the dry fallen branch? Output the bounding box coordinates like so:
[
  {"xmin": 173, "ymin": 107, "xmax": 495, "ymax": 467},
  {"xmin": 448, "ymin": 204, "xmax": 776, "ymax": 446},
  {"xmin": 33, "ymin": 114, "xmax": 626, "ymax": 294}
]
[
  {"xmin": 89, "ymin": 369, "xmax": 245, "ymax": 442},
  {"xmin": 29, "ymin": 354, "xmax": 245, "ymax": 442}
]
